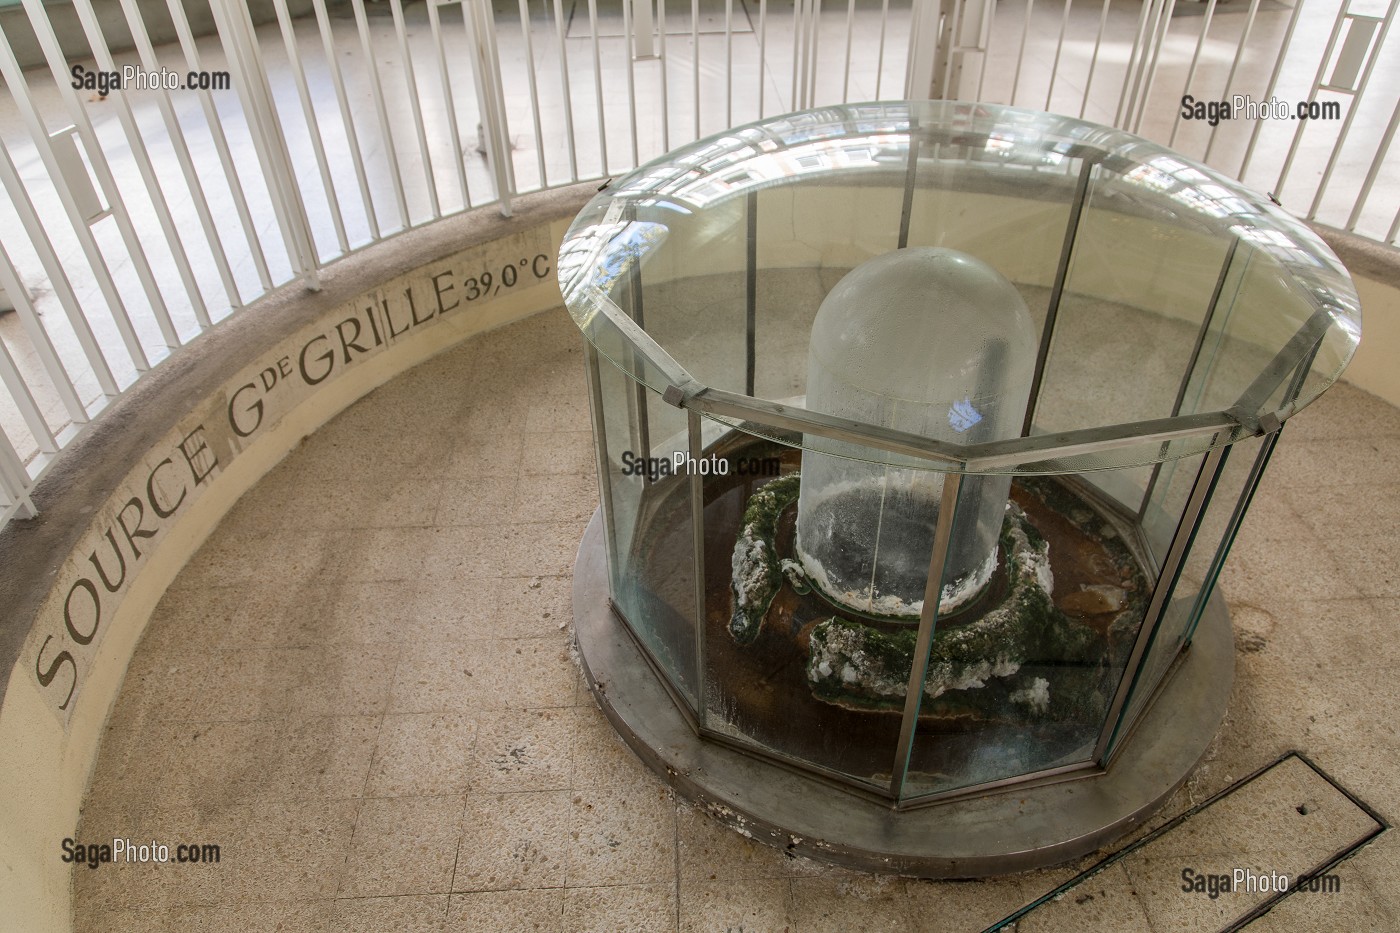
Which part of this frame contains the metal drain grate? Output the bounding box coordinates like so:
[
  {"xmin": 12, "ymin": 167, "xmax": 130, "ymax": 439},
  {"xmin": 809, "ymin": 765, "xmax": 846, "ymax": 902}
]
[{"xmin": 982, "ymin": 752, "xmax": 1390, "ymax": 933}]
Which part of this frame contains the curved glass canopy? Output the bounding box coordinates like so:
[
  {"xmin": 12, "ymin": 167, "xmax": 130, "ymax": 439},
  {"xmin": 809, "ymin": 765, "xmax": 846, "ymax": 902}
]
[{"xmin": 557, "ymin": 101, "xmax": 1361, "ymax": 476}]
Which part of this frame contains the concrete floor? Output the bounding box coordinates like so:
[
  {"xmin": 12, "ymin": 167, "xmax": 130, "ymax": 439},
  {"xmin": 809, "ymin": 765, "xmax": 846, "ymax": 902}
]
[{"xmin": 70, "ymin": 307, "xmax": 1400, "ymax": 932}]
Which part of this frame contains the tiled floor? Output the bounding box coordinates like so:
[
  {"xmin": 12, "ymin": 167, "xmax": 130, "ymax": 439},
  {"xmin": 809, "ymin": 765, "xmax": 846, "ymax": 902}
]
[{"xmin": 71, "ymin": 307, "xmax": 1400, "ymax": 932}]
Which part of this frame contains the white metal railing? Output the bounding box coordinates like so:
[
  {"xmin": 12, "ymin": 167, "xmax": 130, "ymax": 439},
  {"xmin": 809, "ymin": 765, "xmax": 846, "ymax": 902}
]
[{"xmin": 0, "ymin": 0, "xmax": 1395, "ymax": 529}]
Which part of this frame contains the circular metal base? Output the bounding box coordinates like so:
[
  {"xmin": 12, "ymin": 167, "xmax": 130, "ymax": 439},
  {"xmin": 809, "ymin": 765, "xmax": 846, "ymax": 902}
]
[{"xmin": 573, "ymin": 510, "xmax": 1234, "ymax": 878}]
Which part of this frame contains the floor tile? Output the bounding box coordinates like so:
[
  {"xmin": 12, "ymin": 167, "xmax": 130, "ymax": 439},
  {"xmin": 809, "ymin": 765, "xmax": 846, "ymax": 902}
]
[{"xmin": 339, "ymin": 796, "xmax": 466, "ymax": 898}]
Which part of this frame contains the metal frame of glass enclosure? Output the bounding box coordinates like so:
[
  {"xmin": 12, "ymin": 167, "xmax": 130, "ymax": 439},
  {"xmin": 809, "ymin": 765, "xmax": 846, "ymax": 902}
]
[{"xmin": 561, "ymin": 101, "xmax": 1361, "ymax": 810}]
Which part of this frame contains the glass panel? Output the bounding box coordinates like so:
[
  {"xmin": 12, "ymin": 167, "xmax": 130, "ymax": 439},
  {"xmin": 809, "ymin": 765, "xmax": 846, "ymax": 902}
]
[
  {"xmin": 749, "ymin": 180, "xmax": 904, "ymax": 404},
  {"xmin": 598, "ymin": 357, "xmax": 699, "ymax": 707},
  {"xmin": 1033, "ymin": 167, "xmax": 1232, "ymax": 430},
  {"xmin": 1112, "ymin": 435, "xmax": 1267, "ymax": 754},
  {"xmin": 898, "ymin": 469, "xmax": 1154, "ymax": 799},
  {"xmin": 1142, "ymin": 452, "xmax": 1208, "ymax": 566},
  {"xmin": 633, "ymin": 191, "xmax": 750, "ymax": 394},
  {"xmin": 904, "ymin": 143, "xmax": 1072, "ymax": 349},
  {"xmin": 1029, "ymin": 158, "xmax": 1234, "ymax": 514},
  {"xmin": 698, "ymin": 419, "xmax": 900, "ymax": 793}
]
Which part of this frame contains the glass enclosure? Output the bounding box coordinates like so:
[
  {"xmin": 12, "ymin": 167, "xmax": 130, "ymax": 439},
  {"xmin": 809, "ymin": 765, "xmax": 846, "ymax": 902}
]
[{"xmin": 560, "ymin": 102, "xmax": 1361, "ymax": 806}]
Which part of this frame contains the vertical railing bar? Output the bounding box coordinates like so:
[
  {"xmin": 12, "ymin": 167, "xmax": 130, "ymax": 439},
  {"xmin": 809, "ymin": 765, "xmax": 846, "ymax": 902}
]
[
  {"xmin": 0, "ymin": 242, "xmax": 88, "ymax": 424},
  {"xmin": 587, "ymin": 0, "xmax": 610, "ymax": 173},
  {"xmin": 249, "ymin": 2, "xmax": 322, "ymax": 280},
  {"xmin": 890, "ymin": 472, "xmax": 964, "ymax": 799},
  {"xmin": 745, "ymin": 190, "xmax": 757, "ymax": 396},
  {"xmin": 390, "ymin": 0, "xmax": 443, "ymax": 216},
  {"xmin": 1131, "ymin": 0, "xmax": 1177, "ymax": 135},
  {"xmin": 210, "ymin": 0, "xmax": 320, "ymax": 288},
  {"xmin": 0, "ymin": 37, "xmax": 152, "ymax": 372},
  {"xmin": 1094, "ymin": 442, "xmax": 1230, "ymax": 763},
  {"xmin": 72, "ymin": 0, "xmax": 211, "ymax": 334},
  {"xmin": 1388, "ymin": 204, "xmax": 1400, "ymax": 245},
  {"xmin": 0, "ymin": 250, "xmax": 86, "ymax": 425},
  {"xmin": 622, "ymin": 0, "xmax": 641, "ymax": 167},
  {"xmin": 310, "ymin": 0, "xmax": 381, "ymax": 237},
  {"xmin": 0, "ymin": 431, "xmax": 37, "ymax": 519},
  {"xmin": 976, "ymin": 0, "xmax": 995, "ymax": 102},
  {"xmin": 756, "ymin": 0, "xmax": 768, "ymax": 117},
  {"xmin": 164, "ymin": 0, "xmax": 273, "ymax": 289},
  {"xmin": 1138, "ymin": 237, "xmax": 1239, "ymax": 522},
  {"xmin": 1045, "ymin": 0, "xmax": 1074, "ymax": 110},
  {"xmin": 1237, "ymin": 0, "xmax": 1305, "ymax": 178},
  {"xmin": 1169, "ymin": 0, "xmax": 1220, "ymax": 147},
  {"xmin": 270, "ymin": 0, "xmax": 351, "ymax": 253},
  {"xmin": 874, "ymin": 0, "xmax": 889, "ymax": 100},
  {"xmin": 1308, "ymin": 0, "xmax": 1397, "ymax": 219},
  {"xmin": 0, "ymin": 137, "xmax": 119, "ymax": 396},
  {"xmin": 1120, "ymin": 0, "xmax": 1166, "ymax": 133},
  {"xmin": 426, "ymin": 0, "xmax": 474, "ymax": 208},
  {"xmin": 726, "ymin": 0, "xmax": 735, "ymax": 124},
  {"xmin": 1078, "ymin": 0, "xmax": 1112, "ymax": 118},
  {"xmin": 514, "ymin": 0, "xmax": 553, "ymax": 187},
  {"xmin": 693, "ymin": 0, "xmax": 702, "ymax": 137},
  {"xmin": 940, "ymin": 0, "xmax": 964, "ymax": 102},
  {"xmin": 483, "ymin": 1, "xmax": 520, "ymax": 201},
  {"xmin": 1272, "ymin": 1, "xmax": 1349, "ymax": 198},
  {"xmin": 114, "ymin": 0, "xmax": 245, "ymax": 313},
  {"xmin": 1011, "ymin": 0, "xmax": 1035, "ymax": 107},
  {"xmin": 350, "ymin": 0, "xmax": 411, "ymax": 227},
  {"xmin": 687, "ymin": 408, "xmax": 708, "ymax": 727},
  {"xmin": 792, "ymin": 0, "xmax": 804, "ymax": 109},
  {"xmin": 1202, "ymin": 0, "xmax": 1263, "ymax": 164},
  {"xmin": 841, "ymin": 0, "xmax": 854, "ymax": 103},
  {"xmin": 21, "ymin": 0, "xmax": 182, "ymax": 352},
  {"xmin": 1114, "ymin": 0, "xmax": 1154, "ymax": 127},
  {"xmin": 0, "ymin": 335, "xmax": 58, "ymax": 454},
  {"xmin": 659, "ymin": 0, "xmax": 672, "ymax": 148},
  {"xmin": 1346, "ymin": 88, "xmax": 1400, "ymax": 231},
  {"xmin": 1022, "ymin": 155, "xmax": 1096, "ymax": 437},
  {"xmin": 552, "ymin": 0, "xmax": 581, "ymax": 181},
  {"xmin": 807, "ymin": 0, "xmax": 822, "ymax": 106},
  {"xmin": 459, "ymin": 0, "xmax": 514, "ymax": 213}
]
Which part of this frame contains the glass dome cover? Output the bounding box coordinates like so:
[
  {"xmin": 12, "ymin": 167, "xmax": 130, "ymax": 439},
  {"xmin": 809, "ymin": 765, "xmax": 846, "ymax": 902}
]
[
  {"xmin": 557, "ymin": 101, "xmax": 1362, "ymax": 476},
  {"xmin": 796, "ymin": 247, "xmax": 1037, "ymax": 617}
]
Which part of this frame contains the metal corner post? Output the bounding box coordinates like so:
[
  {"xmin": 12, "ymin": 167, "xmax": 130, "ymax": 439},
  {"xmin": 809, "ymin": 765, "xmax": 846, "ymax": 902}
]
[
  {"xmin": 746, "ymin": 190, "xmax": 758, "ymax": 397},
  {"xmin": 688, "ymin": 409, "xmax": 709, "ymax": 726},
  {"xmin": 1022, "ymin": 154, "xmax": 1097, "ymax": 438},
  {"xmin": 1181, "ymin": 425, "xmax": 1281, "ymax": 647},
  {"xmin": 1138, "ymin": 236, "xmax": 1241, "ymax": 521},
  {"xmin": 1094, "ymin": 440, "xmax": 1231, "ymax": 763},
  {"xmin": 583, "ymin": 343, "xmax": 620, "ymax": 595},
  {"xmin": 890, "ymin": 472, "xmax": 964, "ymax": 799}
]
